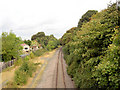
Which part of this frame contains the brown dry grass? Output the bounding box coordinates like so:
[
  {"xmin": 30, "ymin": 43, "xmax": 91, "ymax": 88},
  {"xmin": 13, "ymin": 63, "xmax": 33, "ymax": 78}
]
[
  {"xmin": 1, "ymin": 49, "xmax": 56, "ymax": 88},
  {"xmin": 1, "ymin": 66, "xmax": 19, "ymax": 84}
]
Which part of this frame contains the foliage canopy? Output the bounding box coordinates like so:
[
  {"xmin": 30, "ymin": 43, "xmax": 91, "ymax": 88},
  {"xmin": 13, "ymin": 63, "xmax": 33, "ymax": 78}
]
[
  {"xmin": 1, "ymin": 32, "xmax": 23, "ymax": 62},
  {"xmin": 61, "ymin": 3, "xmax": 120, "ymax": 89}
]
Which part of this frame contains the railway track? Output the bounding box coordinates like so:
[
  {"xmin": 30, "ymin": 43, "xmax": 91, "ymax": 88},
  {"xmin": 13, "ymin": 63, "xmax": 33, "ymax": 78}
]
[{"xmin": 55, "ymin": 47, "xmax": 66, "ymax": 88}]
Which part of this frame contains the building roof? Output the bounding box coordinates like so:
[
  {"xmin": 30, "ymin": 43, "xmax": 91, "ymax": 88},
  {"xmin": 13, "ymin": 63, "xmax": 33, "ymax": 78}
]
[{"xmin": 21, "ymin": 43, "xmax": 29, "ymax": 46}]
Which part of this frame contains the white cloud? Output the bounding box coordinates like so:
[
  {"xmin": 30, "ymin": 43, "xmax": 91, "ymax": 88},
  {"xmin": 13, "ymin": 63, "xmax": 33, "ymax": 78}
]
[{"xmin": 0, "ymin": 0, "xmax": 116, "ymax": 40}]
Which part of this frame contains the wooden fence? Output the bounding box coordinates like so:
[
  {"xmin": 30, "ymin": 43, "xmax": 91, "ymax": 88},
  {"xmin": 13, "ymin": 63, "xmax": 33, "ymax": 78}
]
[
  {"xmin": 0, "ymin": 59, "xmax": 17, "ymax": 73},
  {"xmin": 0, "ymin": 54, "xmax": 29, "ymax": 73}
]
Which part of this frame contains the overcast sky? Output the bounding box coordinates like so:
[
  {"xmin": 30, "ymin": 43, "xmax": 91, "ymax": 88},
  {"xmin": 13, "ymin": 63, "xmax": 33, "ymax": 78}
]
[{"xmin": 0, "ymin": 0, "xmax": 116, "ymax": 40}]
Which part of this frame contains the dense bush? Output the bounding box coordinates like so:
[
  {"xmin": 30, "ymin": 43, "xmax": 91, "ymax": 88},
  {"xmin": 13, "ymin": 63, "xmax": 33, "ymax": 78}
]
[
  {"xmin": 29, "ymin": 52, "xmax": 35, "ymax": 59},
  {"xmin": 33, "ymin": 49, "xmax": 47, "ymax": 56},
  {"xmin": 6, "ymin": 81, "xmax": 19, "ymax": 88},
  {"xmin": 14, "ymin": 58, "xmax": 23, "ymax": 66},
  {"xmin": 24, "ymin": 56, "xmax": 30, "ymax": 61},
  {"xmin": 60, "ymin": 27, "xmax": 78, "ymax": 45},
  {"xmin": 62, "ymin": 3, "xmax": 119, "ymax": 89},
  {"xmin": 46, "ymin": 40, "xmax": 59, "ymax": 51},
  {"xmin": 14, "ymin": 61, "xmax": 36, "ymax": 85},
  {"xmin": 14, "ymin": 69, "xmax": 28, "ymax": 85}
]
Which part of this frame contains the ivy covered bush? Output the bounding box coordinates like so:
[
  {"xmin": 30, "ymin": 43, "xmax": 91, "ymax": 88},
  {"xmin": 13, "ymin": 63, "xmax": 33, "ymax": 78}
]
[{"xmin": 61, "ymin": 3, "xmax": 119, "ymax": 89}]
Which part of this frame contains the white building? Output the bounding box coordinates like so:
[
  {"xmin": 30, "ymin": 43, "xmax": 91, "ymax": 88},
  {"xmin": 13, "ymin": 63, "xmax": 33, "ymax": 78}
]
[{"xmin": 21, "ymin": 43, "xmax": 30, "ymax": 52}]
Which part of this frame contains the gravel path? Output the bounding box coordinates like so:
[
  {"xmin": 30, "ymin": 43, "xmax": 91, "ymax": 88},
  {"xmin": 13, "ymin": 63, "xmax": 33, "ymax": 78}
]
[{"xmin": 36, "ymin": 48, "xmax": 75, "ymax": 88}]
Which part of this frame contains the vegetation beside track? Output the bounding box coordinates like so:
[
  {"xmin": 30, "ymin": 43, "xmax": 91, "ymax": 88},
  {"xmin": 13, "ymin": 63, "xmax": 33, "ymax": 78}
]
[{"xmin": 61, "ymin": 3, "xmax": 120, "ymax": 89}]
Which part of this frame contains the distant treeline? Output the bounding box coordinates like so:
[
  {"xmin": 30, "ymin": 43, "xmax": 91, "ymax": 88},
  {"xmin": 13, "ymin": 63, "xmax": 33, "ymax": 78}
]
[
  {"xmin": 31, "ymin": 32, "xmax": 59, "ymax": 50},
  {"xmin": 30, "ymin": 32, "xmax": 60, "ymax": 56},
  {"xmin": 60, "ymin": 3, "xmax": 120, "ymax": 89}
]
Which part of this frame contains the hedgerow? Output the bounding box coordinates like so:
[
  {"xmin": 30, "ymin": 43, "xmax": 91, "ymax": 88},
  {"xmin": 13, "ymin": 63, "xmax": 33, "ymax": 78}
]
[{"xmin": 62, "ymin": 3, "xmax": 119, "ymax": 89}]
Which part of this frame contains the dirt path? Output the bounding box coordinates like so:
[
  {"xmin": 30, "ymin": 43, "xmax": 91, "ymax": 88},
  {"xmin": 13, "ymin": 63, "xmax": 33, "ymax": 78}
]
[
  {"xmin": 0, "ymin": 66, "xmax": 19, "ymax": 88},
  {"xmin": 36, "ymin": 48, "xmax": 75, "ymax": 88}
]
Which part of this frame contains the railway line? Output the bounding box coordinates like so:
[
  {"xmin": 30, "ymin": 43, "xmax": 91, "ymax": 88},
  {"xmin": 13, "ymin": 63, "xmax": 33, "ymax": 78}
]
[
  {"xmin": 55, "ymin": 47, "xmax": 66, "ymax": 88},
  {"xmin": 35, "ymin": 47, "xmax": 74, "ymax": 88},
  {"xmin": 1, "ymin": 48, "xmax": 74, "ymax": 88}
]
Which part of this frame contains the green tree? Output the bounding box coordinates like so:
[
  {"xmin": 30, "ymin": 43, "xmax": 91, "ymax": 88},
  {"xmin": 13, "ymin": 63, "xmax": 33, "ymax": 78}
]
[
  {"xmin": 47, "ymin": 40, "xmax": 58, "ymax": 51},
  {"xmin": 31, "ymin": 32, "xmax": 59, "ymax": 49},
  {"xmin": 60, "ymin": 27, "xmax": 77, "ymax": 45},
  {"xmin": 24, "ymin": 40, "xmax": 31, "ymax": 46},
  {"xmin": 78, "ymin": 10, "xmax": 98, "ymax": 28},
  {"xmin": 2, "ymin": 32, "xmax": 23, "ymax": 62},
  {"xmin": 31, "ymin": 32, "xmax": 45, "ymax": 40}
]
